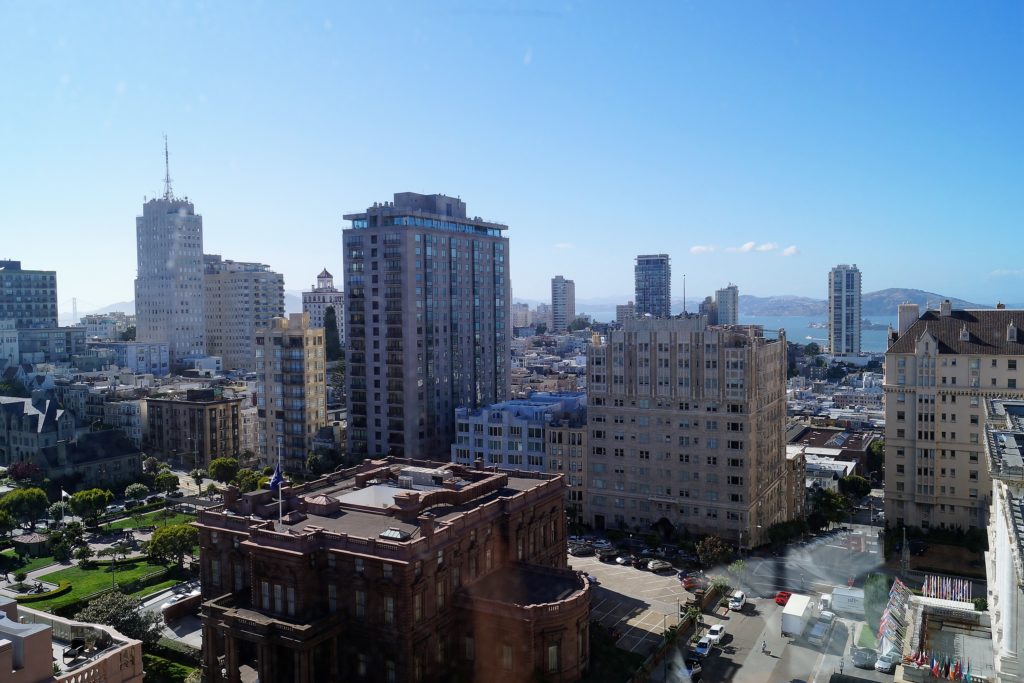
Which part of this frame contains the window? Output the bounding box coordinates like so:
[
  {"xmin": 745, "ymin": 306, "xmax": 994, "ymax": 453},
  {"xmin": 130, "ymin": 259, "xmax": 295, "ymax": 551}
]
[
  {"xmin": 384, "ymin": 596, "xmax": 395, "ymax": 625},
  {"xmin": 464, "ymin": 636, "xmax": 475, "ymax": 661},
  {"xmin": 355, "ymin": 589, "xmax": 366, "ymax": 618},
  {"xmin": 548, "ymin": 643, "xmax": 560, "ymax": 673},
  {"xmin": 502, "ymin": 644, "xmax": 514, "ymax": 671},
  {"xmin": 328, "ymin": 584, "xmax": 337, "ymax": 612},
  {"xmin": 414, "ymin": 592, "xmax": 423, "ymax": 621}
]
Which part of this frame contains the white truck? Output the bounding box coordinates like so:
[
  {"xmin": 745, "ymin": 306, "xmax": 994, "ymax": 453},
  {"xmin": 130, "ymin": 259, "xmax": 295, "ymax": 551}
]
[
  {"xmin": 781, "ymin": 594, "xmax": 813, "ymax": 638},
  {"xmin": 830, "ymin": 587, "xmax": 865, "ymax": 616}
]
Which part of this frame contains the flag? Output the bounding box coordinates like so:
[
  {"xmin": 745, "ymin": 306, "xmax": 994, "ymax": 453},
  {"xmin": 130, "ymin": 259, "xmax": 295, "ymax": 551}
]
[
  {"xmin": 932, "ymin": 655, "xmax": 939, "ymax": 676},
  {"xmin": 964, "ymin": 658, "xmax": 971, "ymax": 683},
  {"xmin": 61, "ymin": 488, "xmax": 71, "ymax": 500},
  {"xmin": 269, "ymin": 463, "xmax": 283, "ymax": 490}
]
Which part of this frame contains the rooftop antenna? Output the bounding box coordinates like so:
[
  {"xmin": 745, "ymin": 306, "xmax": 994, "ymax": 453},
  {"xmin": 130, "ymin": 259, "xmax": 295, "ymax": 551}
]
[
  {"xmin": 682, "ymin": 273, "xmax": 687, "ymax": 315},
  {"xmin": 162, "ymin": 134, "xmax": 174, "ymax": 200}
]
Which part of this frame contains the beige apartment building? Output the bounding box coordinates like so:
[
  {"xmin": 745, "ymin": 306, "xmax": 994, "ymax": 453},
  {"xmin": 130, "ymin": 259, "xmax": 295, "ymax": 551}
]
[
  {"xmin": 585, "ymin": 317, "xmax": 789, "ymax": 547},
  {"xmin": 883, "ymin": 302, "xmax": 1024, "ymax": 531},
  {"xmin": 548, "ymin": 415, "xmax": 587, "ymax": 524},
  {"xmin": 204, "ymin": 255, "xmax": 285, "ymax": 372},
  {"xmin": 254, "ymin": 313, "xmax": 327, "ymax": 471}
]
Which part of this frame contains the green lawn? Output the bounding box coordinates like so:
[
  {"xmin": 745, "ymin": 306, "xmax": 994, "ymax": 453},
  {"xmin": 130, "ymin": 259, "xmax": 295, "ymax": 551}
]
[
  {"xmin": 22, "ymin": 559, "xmax": 172, "ymax": 612},
  {"xmin": 104, "ymin": 511, "xmax": 195, "ymax": 531},
  {"xmin": 857, "ymin": 624, "xmax": 879, "ymax": 649},
  {"xmin": 131, "ymin": 578, "xmax": 181, "ymax": 600},
  {"xmin": 0, "ymin": 549, "xmax": 58, "ymax": 574}
]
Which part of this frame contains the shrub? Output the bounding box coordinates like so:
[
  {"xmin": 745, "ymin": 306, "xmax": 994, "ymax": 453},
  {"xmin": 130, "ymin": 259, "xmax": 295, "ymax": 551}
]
[
  {"xmin": 13, "ymin": 571, "xmax": 26, "ymax": 583},
  {"xmin": 973, "ymin": 597, "xmax": 988, "ymax": 612},
  {"xmin": 16, "ymin": 580, "xmax": 72, "ymax": 603}
]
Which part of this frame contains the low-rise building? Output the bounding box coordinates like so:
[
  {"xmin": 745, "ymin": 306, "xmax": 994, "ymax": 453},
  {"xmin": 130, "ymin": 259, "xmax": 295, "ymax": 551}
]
[
  {"xmin": 195, "ymin": 458, "xmax": 590, "ymax": 683},
  {"xmin": 146, "ymin": 388, "xmax": 243, "ymax": 469},
  {"xmin": 86, "ymin": 341, "xmax": 169, "ymax": 376},
  {"xmin": 37, "ymin": 430, "xmax": 144, "ymax": 492},
  {"xmin": 0, "ymin": 396, "xmax": 75, "ymax": 467},
  {"xmin": 17, "ymin": 327, "xmax": 87, "ymax": 364}
]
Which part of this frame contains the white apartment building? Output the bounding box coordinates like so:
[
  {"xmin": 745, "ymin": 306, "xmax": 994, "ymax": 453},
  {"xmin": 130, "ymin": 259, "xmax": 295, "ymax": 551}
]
[
  {"xmin": 0, "ymin": 319, "xmax": 18, "ymax": 368},
  {"xmin": 551, "ymin": 275, "xmax": 576, "ymax": 333},
  {"xmin": 586, "ymin": 317, "xmax": 790, "ymax": 546},
  {"xmin": 615, "ymin": 302, "xmax": 636, "ymax": 325},
  {"xmin": 884, "ymin": 302, "xmax": 1024, "ymax": 531},
  {"xmin": 134, "ymin": 188, "xmax": 206, "ymax": 367},
  {"xmin": 715, "ymin": 284, "xmax": 739, "ymax": 325},
  {"xmin": 302, "ymin": 269, "xmax": 345, "ymax": 346},
  {"xmin": 828, "ymin": 264, "xmax": 862, "ymax": 355},
  {"xmin": 204, "ymin": 255, "xmax": 285, "ymax": 372}
]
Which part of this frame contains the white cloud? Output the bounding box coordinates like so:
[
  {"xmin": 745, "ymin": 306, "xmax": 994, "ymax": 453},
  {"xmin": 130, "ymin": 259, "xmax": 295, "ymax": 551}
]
[
  {"xmin": 782, "ymin": 245, "xmax": 799, "ymax": 257},
  {"xmin": 755, "ymin": 242, "xmax": 778, "ymax": 252},
  {"xmin": 726, "ymin": 241, "xmax": 757, "ymax": 253},
  {"xmin": 689, "ymin": 245, "xmax": 715, "ymax": 254},
  {"xmin": 553, "ymin": 242, "xmax": 575, "ymax": 250},
  {"xmin": 990, "ymin": 268, "xmax": 1024, "ymax": 278}
]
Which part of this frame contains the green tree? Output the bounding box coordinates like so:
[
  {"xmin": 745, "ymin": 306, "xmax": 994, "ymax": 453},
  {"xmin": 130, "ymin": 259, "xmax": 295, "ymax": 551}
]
[
  {"xmin": 866, "ymin": 439, "xmax": 885, "ymax": 477},
  {"xmin": 804, "ymin": 342, "xmax": 821, "ymax": 356},
  {"xmin": 863, "ymin": 573, "xmax": 891, "ymax": 633},
  {"xmin": 838, "ymin": 475, "xmax": 871, "ymax": 499},
  {"xmin": 148, "ymin": 524, "xmax": 199, "ymax": 568},
  {"xmin": 305, "ymin": 452, "xmax": 324, "ymax": 477},
  {"xmin": 0, "ymin": 510, "xmax": 16, "ymax": 538},
  {"xmin": 234, "ymin": 469, "xmax": 262, "ymax": 493},
  {"xmin": 204, "ymin": 483, "xmax": 219, "ymax": 498},
  {"xmin": 323, "ymin": 306, "xmax": 343, "ymax": 361},
  {"xmin": 119, "ymin": 326, "xmax": 137, "ymax": 342},
  {"xmin": 189, "ymin": 468, "xmax": 207, "ymax": 488},
  {"xmin": 727, "ymin": 559, "xmax": 747, "ymax": 576},
  {"xmin": 696, "ymin": 535, "xmax": 733, "ymax": 568},
  {"xmin": 0, "ymin": 486, "xmax": 49, "ymax": 528},
  {"xmin": 69, "ymin": 488, "xmax": 114, "ymax": 525},
  {"xmin": 74, "ymin": 544, "xmax": 95, "ymax": 567},
  {"xmin": 208, "ymin": 457, "xmax": 239, "ymax": 484},
  {"xmin": 48, "ymin": 501, "xmax": 71, "ymax": 522},
  {"xmin": 812, "ymin": 488, "xmax": 850, "ymax": 527},
  {"xmin": 74, "ymin": 592, "xmax": 162, "ymax": 645},
  {"xmin": 142, "ymin": 456, "xmax": 161, "ymax": 475},
  {"xmin": 124, "ymin": 483, "xmax": 149, "ymax": 502},
  {"xmin": 154, "ymin": 472, "xmax": 180, "ymax": 494},
  {"xmin": 567, "ymin": 316, "xmax": 590, "ymax": 332},
  {"xmin": 535, "ymin": 323, "xmax": 548, "ymax": 335}
]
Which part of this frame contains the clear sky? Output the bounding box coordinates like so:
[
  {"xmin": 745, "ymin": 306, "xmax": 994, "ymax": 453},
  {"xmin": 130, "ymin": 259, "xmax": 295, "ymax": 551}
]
[{"xmin": 2, "ymin": 1, "xmax": 1021, "ymax": 316}]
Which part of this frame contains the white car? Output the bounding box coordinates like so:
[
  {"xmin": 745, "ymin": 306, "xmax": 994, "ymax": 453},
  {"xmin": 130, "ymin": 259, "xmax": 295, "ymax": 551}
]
[
  {"xmin": 592, "ymin": 539, "xmax": 613, "ymax": 550},
  {"xmin": 875, "ymin": 651, "xmax": 899, "ymax": 673},
  {"xmin": 727, "ymin": 590, "xmax": 746, "ymax": 611},
  {"xmin": 706, "ymin": 624, "xmax": 726, "ymax": 644}
]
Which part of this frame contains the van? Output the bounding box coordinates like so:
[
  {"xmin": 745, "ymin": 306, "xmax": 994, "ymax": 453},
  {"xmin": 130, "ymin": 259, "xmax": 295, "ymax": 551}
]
[{"xmin": 728, "ymin": 590, "xmax": 746, "ymax": 611}]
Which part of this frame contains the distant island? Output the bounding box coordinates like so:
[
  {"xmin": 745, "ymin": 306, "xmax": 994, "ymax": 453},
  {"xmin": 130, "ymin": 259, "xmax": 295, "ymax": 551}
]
[{"xmin": 736, "ymin": 288, "xmax": 988, "ymax": 317}]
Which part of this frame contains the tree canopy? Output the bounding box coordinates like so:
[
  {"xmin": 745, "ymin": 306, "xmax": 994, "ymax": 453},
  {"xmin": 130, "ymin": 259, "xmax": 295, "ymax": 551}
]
[
  {"xmin": 696, "ymin": 534, "xmax": 733, "ymax": 568},
  {"xmin": 0, "ymin": 486, "xmax": 49, "ymax": 528},
  {"xmin": 838, "ymin": 474, "xmax": 871, "ymax": 499},
  {"xmin": 148, "ymin": 523, "xmax": 198, "ymax": 568},
  {"xmin": 154, "ymin": 472, "xmax": 180, "ymax": 494},
  {"xmin": 74, "ymin": 592, "xmax": 162, "ymax": 645},
  {"xmin": 124, "ymin": 483, "xmax": 149, "ymax": 501},
  {"xmin": 208, "ymin": 457, "xmax": 239, "ymax": 484},
  {"xmin": 69, "ymin": 488, "xmax": 113, "ymax": 523},
  {"xmin": 323, "ymin": 306, "xmax": 343, "ymax": 361}
]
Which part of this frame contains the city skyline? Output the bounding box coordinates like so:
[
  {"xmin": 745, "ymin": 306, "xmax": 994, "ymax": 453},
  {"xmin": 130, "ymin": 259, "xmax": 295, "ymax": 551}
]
[{"xmin": 3, "ymin": 2, "xmax": 1021, "ymax": 309}]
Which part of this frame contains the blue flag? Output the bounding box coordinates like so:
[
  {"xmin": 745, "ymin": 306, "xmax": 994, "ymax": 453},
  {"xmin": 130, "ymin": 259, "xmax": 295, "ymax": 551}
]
[{"xmin": 269, "ymin": 463, "xmax": 283, "ymax": 490}]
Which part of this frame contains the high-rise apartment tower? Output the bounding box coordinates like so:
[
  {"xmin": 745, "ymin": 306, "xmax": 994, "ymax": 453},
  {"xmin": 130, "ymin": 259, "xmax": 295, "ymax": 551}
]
[
  {"xmin": 0, "ymin": 261, "xmax": 58, "ymax": 329},
  {"xmin": 828, "ymin": 264, "xmax": 862, "ymax": 355},
  {"xmin": 203, "ymin": 255, "xmax": 285, "ymax": 372},
  {"xmin": 551, "ymin": 276, "xmax": 576, "ymax": 332},
  {"xmin": 343, "ymin": 193, "xmax": 511, "ymax": 460},
  {"xmin": 634, "ymin": 254, "xmax": 671, "ymax": 318},
  {"xmin": 715, "ymin": 283, "xmax": 739, "ymax": 325}
]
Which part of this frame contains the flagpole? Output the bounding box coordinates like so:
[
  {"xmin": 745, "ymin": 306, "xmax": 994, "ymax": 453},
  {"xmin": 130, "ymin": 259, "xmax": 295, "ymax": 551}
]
[{"xmin": 277, "ymin": 441, "xmax": 283, "ymax": 524}]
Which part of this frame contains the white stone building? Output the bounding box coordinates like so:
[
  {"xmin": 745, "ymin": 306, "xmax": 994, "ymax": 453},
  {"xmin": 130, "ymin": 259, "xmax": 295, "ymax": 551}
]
[
  {"xmin": 301, "ymin": 269, "xmax": 344, "ymax": 346},
  {"xmin": 204, "ymin": 255, "xmax": 285, "ymax": 372}
]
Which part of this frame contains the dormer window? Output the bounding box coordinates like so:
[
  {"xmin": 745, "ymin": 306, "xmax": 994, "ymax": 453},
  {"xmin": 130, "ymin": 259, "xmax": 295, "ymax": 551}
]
[
  {"xmin": 1009, "ymin": 321, "xmax": 1018, "ymax": 343},
  {"xmin": 959, "ymin": 325, "xmax": 970, "ymax": 342}
]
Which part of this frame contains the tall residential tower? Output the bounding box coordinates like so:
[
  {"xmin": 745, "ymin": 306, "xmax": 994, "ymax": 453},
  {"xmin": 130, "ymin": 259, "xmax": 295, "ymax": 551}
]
[
  {"xmin": 715, "ymin": 283, "xmax": 740, "ymax": 325},
  {"xmin": 828, "ymin": 264, "xmax": 862, "ymax": 355},
  {"xmin": 551, "ymin": 275, "xmax": 576, "ymax": 332},
  {"xmin": 0, "ymin": 261, "xmax": 58, "ymax": 329},
  {"xmin": 203, "ymin": 255, "xmax": 285, "ymax": 372},
  {"xmin": 343, "ymin": 193, "xmax": 511, "ymax": 460},
  {"xmin": 134, "ymin": 145, "xmax": 206, "ymax": 367},
  {"xmin": 634, "ymin": 254, "xmax": 671, "ymax": 318}
]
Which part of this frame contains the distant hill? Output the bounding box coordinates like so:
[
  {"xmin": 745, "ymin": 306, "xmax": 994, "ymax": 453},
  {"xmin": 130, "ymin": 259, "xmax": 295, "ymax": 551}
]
[{"xmin": 739, "ymin": 289, "xmax": 988, "ymax": 317}]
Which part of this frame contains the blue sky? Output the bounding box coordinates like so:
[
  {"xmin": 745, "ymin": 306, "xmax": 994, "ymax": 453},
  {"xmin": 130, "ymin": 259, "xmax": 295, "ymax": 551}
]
[{"xmin": 2, "ymin": 1, "xmax": 1021, "ymax": 315}]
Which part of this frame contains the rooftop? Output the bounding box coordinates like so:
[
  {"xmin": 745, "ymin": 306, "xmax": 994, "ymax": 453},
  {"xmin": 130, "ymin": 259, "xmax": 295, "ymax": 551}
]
[
  {"xmin": 888, "ymin": 308, "xmax": 1024, "ymax": 355},
  {"xmin": 787, "ymin": 426, "xmax": 877, "ymax": 452},
  {"xmin": 984, "ymin": 399, "xmax": 1024, "ymax": 480},
  {"xmin": 467, "ymin": 564, "xmax": 584, "ymax": 606}
]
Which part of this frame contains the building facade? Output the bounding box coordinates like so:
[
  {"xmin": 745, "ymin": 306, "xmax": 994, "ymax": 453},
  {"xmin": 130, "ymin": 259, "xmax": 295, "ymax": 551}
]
[
  {"xmin": 134, "ymin": 186, "xmax": 206, "ymax": 368},
  {"xmin": 634, "ymin": 254, "xmax": 671, "ymax": 319},
  {"xmin": 884, "ymin": 304, "xmax": 1024, "ymax": 531},
  {"xmin": 254, "ymin": 313, "xmax": 327, "ymax": 471},
  {"xmin": 828, "ymin": 264, "xmax": 862, "ymax": 356},
  {"xmin": 451, "ymin": 392, "xmax": 586, "ymax": 471},
  {"xmin": 87, "ymin": 341, "xmax": 169, "ymax": 376},
  {"xmin": 983, "ymin": 398, "xmax": 1024, "ymax": 683},
  {"xmin": 195, "ymin": 458, "xmax": 589, "ymax": 683},
  {"xmin": 146, "ymin": 389, "xmax": 243, "ymax": 469},
  {"xmin": 0, "ymin": 260, "xmax": 57, "ymax": 330},
  {"xmin": 0, "ymin": 397, "xmax": 75, "ymax": 467},
  {"xmin": 585, "ymin": 317, "xmax": 789, "ymax": 546},
  {"xmin": 302, "ymin": 269, "xmax": 345, "ymax": 346},
  {"xmin": 698, "ymin": 297, "xmax": 718, "ymax": 325},
  {"xmin": 550, "ymin": 276, "xmax": 576, "ymax": 333},
  {"xmin": 715, "ymin": 284, "xmax": 739, "ymax": 326},
  {"xmin": 343, "ymin": 193, "xmax": 511, "ymax": 460},
  {"xmin": 17, "ymin": 327, "xmax": 87, "ymax": 364},
  {"xmin": 0, "ymin": 319, "xmax": 18, "ymax": 368},
  {"xmin": 615, "ymin": 301, "xmax": 635, "ymax": 325},
  {"xmin": 204, "ymin": 255, "xmax": 286, "ymax": 373}
]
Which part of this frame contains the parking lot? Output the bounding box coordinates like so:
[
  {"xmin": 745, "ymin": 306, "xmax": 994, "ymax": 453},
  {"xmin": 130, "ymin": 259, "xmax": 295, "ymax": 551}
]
[{"xmin": 568, "ymin": 552, "xmax": 692, "ymax": 655}]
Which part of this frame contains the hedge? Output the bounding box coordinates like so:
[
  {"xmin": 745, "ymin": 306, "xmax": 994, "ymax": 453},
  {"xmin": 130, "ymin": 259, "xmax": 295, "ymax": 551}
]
[
  {"xmin": 16, "ymin": 580, "xmax": 72, "ymax": 603},
  {"xmin": 153, "ymin": 637, "xmax": 202, "ymax": 666},
  {"xmin": 141, "ymin": 653, "xmax": 195, "ymax": 683}
]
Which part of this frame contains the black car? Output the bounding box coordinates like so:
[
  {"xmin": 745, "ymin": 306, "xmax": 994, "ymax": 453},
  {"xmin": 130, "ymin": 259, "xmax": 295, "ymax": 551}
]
[
  {"xmin": 597, "ymin": 548, "xmax": 619, "ymax": 562},
  {"xmin": 569, "ymin": 544, "xmax": 595, "ymax": 557},
  {"xmin": 851, "ymin": 647, "xmax": 877, "ymax": 669}
]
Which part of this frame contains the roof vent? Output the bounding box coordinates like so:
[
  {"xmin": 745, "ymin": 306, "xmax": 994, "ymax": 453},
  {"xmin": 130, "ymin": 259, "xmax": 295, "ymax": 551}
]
[
  {"xmin": 1010, "ymin": 321, "xmax": 1019, "ymax": 343},
  {"xmin": 960, "ymin": 325, "xmax": 970, "ymax": 342},
  {"xmin": 997, "ymin": 302, "xmax": 1007, "ymax": 310},
  {"xmin": 940, "ymin": 300, "xmax": 952, "ymax": 317}
]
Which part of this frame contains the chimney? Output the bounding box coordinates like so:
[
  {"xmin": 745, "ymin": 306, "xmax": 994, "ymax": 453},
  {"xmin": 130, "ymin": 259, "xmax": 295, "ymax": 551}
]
[
  {"xmin": 940, "ymin": 300, "xmax": 952, "ymax": 317},
  {"xmin": 418, "ymin": 512, "xmax": 435, "ymax": 537},
  {"xmin": 997, "ymin": 302, "xmax": 1006, "ymax": 310}
]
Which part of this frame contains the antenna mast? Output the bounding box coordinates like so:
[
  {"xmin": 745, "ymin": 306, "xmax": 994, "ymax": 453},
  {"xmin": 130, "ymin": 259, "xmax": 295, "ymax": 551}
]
[{"xmin": 163, "ymin": 134, "xmax": 174, "ymax": 200}]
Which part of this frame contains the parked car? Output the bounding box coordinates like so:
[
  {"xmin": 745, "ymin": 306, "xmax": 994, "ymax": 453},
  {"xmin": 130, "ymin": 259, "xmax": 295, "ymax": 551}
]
[
  {"xmin": 616, "ymin": 554, "xmax": 637, "ymax": 566},
  {"xmin": 693, "ymin": 636, "xmax": 713, "ymax": 658},
  {"xmin": 167, "ymin": 490, "xmax": 184, "ymax": 498},
  {"xmin": 568, "ymin": 535, "xmax": 585, "ymax": 544},
  {"xmin": 569, "ymin": 544, "xmax": 595, "ymax": 557},
  {"xmin": 774, "ymin": 591, "xmax": 792, "ymax": 606},
  {"xmin": 592, "ymin": 539, "xmax": 613, "ymax": 550},
  {"xmin": 124, "ymin": 499, "xmax": 141, "ymax": 509},
  {"xmin": 727, "ymin": 590, "xmax": 746, "ymax": 611},
  {"xmin": 683, "ymin": 576, "xmax": 708, "ymax": 591},
  {"xmin": 145, "ymin": 494, "xmax": 164, "ymax": 504},
  {"xmin": 706, "ymin": 624, "xmax": 726, "ymax": 645},
  {"xmin": 647, "ymin": 559, "xmax": 673, "ymax": 572},
  {"xmin": 631, "ymin": 556, "xmax": 649, "ymax": 570},
  {"xmin": 851, "ymin": 647, "xmax": 878, "ymax": 669},
  {"xmin": 597, "ymin": 548, "xmax": 619, "ymax": 562},
  {"xmin": 105, "ymin": 504, "xmax": 125, "ymax": 514},
  {"xmin": 875, "ymin": 651, "xmax": 899, "ymax": 673}
]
